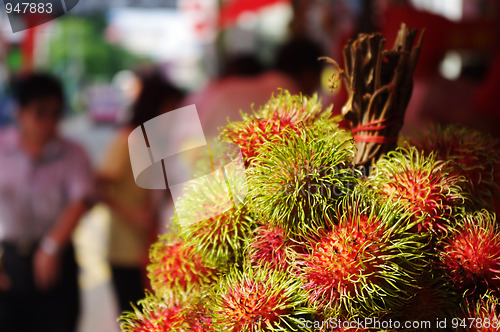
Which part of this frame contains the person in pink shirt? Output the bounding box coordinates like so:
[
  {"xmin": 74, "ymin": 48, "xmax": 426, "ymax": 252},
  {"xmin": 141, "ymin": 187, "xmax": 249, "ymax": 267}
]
[{"xmin": 0, "ymin": 73, "xmax": 95, "ymax": 332}]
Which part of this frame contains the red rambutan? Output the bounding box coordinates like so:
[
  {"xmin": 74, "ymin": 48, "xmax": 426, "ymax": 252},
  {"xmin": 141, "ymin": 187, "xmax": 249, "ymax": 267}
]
[
  {"xmin": 220, "ymin": 90, "xmax": 332, "ymax": 162},
  {"xmin": 406, "ymin": 124, "xmax": 500, "ymax": 210},
  {"xmin": 147, "ymin": 236, "xmax": 217, "ymax": 298},
  {"xmin": 246, "ymin": 224, "xmax": 297, "ymax": 272},
  {"xmin": 439, "ymin": 211, "xmax": 500, "ymax": 294},
  {"xmin": 210, "ymin": 265, "xmax": 312, "ymax": 331},
  {"xmin": 463, "ymin": 291, "xmax": 500, "ymax": 332},
  {"xmin": 120, "ymin": 293, "xmax": 184, "ymax": 332},
  {"xmin": 296, "ymin": 196, "xmax": 428, "ymax": 317},
  {"xmin": 368, "ymin": 147, "xmax": 467, "ymax": 235}
]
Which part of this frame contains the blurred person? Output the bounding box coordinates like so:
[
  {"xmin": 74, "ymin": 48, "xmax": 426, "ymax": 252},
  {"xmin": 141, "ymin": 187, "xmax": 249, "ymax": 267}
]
[
  {"xmin": 97, "ymin": 71, "xmax": 183, "ymax": 314},
  {"xmin": 186, "ymin": 53, "xmax": 299, "ymax": 139},
  {"xmin": 0, "ymin": 73, "xmax": 95, "ymax": 332}
]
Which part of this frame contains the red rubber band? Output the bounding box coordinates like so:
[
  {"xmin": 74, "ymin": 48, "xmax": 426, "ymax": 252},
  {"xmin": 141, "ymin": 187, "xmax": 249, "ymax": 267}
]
[{"xmin": 353, "ymin": 135, "xmax": 398, "ymax": 144}]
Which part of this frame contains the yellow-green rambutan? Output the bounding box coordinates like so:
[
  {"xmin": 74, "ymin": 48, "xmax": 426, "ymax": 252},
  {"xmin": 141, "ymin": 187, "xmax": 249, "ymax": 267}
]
[
  {"xmin": 209, "ymin": 264, "xmax": 313, "ymax": 331},
  {"xmin": 247, "ymin": 127, "xmax": 359, "ymax": 237},
  {"xmin": 367, "ymin": 147, "xmax": 467, "ymax": 235},
  {"xmin": 173, "ymin": 148, "xmax": 255, "ymax": 267},
  {"xmin": 296, "ymin": 195, "xmax": 428, "ymax": 318}
]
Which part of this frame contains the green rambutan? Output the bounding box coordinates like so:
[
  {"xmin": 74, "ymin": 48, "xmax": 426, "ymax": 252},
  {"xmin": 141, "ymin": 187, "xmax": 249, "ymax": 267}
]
[
  {"xmin": 247, "ymin": 127, "xmax": 358, "ymax": 237},
  {"xmin": 463, "ymin": 291, "xmax": 500, "ymax": 332},
  {"xmin": 439, "ymin": 210, "xmax": 500, "ymax": 294},
  {"xmin": 368, "ymin": 147, "xmax": 467, "ymax": 235},
  {"xmin": 210, "ymin": 264, "xmax": 312, "ymax": 331},
  {"xmin": 220, "ymin": 90, "xmax": 332, "ymax": 162},
  {"xmin": 173, "ymin": 149, "xmax": 255, "ymax": 267},
  {"xmin": 147, "ymin": 235, "xmax": 217, "ymax": 298},
  {"xmin": 296, "ymin": 195, "xmax": 428, "ymax": 318},
  {"xmin": 120, "ymin": 293, "xmax": 184, "ymax": 332},
  {"xmin": 406, "ymin": 124, "xmax": 500, "ymax": 210}
]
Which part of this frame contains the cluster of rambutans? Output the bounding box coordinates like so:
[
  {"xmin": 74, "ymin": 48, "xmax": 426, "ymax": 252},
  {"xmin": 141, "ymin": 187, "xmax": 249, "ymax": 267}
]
[{"xmin": 120, "ymin": 90, "xmax": 500, "ymax": 332}]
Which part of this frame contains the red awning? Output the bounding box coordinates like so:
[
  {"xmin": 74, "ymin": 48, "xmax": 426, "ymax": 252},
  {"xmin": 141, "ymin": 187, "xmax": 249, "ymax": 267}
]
[{"xmin": 219, "ymin": 0, "xmax": 291, "ymax": 28}]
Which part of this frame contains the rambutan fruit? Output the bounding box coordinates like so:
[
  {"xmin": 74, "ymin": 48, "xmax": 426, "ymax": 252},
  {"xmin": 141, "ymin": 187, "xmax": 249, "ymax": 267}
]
[
  {"xmin": 220, "ymin": 90, "xmax": 332, "ymax": 162},
  {"xmin": 246, "ymin": 224, "xmax": 297, "ymax": 272},
  {"xmin": 406, "ymin": 124, "xmax": 500, "ymax": 210},
  {"xmin": 147, "ymin": 235, "xmax": 217, "ymax": 298},
  {"xmin": 247, "ymin": 127, "xmax": 359, "ymax": 237},
  {"xmin": 120, "ymin": 293, "xmax": 185, "ymax": 332},
  {"xmin": 296, "ymin": 195, "xmax": 428, "ymax": 318},
  {"xmin": 173, "ymin": 147, "xmax": 255, "ymax": 267},
  {"xmin": 367, "ymin": 147, "xmax": 467, "ymax": 235},
  {"xmin": 210, "ymin": 264, "xmax": 312, "ymax": 331},
  {"xmin": 463, "ymin": 291, "xmax": 500, "ymax": 332},
  {"xmin": 439, "ymin": 210, "xmax": 500, "ymax": 294}
]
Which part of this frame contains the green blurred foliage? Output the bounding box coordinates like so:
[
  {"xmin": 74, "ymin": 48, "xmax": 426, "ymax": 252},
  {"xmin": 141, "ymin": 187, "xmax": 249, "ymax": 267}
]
[{"xmin": 47, "ymin": 14, "xmax": 147, "ymax": 82}]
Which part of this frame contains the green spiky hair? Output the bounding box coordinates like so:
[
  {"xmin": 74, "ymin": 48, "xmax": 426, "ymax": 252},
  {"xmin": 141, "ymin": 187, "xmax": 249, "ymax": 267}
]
[
  {"xmin": 247, "ymin": 127, "xmax": 359, "ymax": 237},
  {"xmin": 173, "ymin": 165, "xmax": 255, "ymax": 267},
  {"xmin": 147, "ymin": 235, "xmax": 217, "ymax": 299},
  {"xmin": 405, "ymin": 124, "xmax": 500, "ymax": 210},
  {"xmin": 439, "ymin": 210, "xmax": 500, "ymax": 294},
  {"xmin": 120, "ymin": 293, "xmax": 185, "ymax": 332},
  {"xmin": 367, "ymin": 147, "xmax": 467, "ymax": 235},
  {"xmin": 209, "ymin": 264, "xmax": 313, "ymax": 332},
  {"xmin": 297, "ymin": 194, "xmax": 428, "ymax": 318},
  {"xmin": 220, "ymin": 90, "xmax": 333, "ymax": 162}
]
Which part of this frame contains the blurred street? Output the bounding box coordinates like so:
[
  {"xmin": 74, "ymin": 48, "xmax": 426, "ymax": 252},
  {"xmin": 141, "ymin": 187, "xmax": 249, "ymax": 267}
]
[{"xmin": 62, "ymin": 115, "xmax": 121, "ymax": 332}]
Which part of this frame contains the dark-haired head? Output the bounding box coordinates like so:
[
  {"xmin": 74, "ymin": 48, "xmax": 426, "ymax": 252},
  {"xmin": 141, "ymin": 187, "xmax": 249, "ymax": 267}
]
[
  {"xmin": 11, "ymin": 72, "xmax": 65, "ymax": 145},
  {"xmin": 12, "ymin": 72, "xmax": 65, "ymax": 118}
]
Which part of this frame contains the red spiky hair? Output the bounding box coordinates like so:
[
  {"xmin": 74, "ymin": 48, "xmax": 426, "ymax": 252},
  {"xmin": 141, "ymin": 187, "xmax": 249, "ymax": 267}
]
[
  {"xmin": 440, "ymin": 211, "xmax": 500, "ymax": 293},
  {"xmin": 120, "ymin": 294, "xmax": 184, "ymax": 332},
  {"xmin": 369, "ymin": 147, "xmax": 466, "ymax": 235},
  {"xmin": 297, "ymin": 196, "xmax": 427, "ymax": 317},
  {"xmin": 247, "ymin": 225, "xmax": 294, "ymax": 271},
  {"xmin": 220, "ymin": 90, "xmax": 331, "ymax": 162},
  {"xmin": 147, "ymin": 236, "xmax": 217, "ymax": 297}
]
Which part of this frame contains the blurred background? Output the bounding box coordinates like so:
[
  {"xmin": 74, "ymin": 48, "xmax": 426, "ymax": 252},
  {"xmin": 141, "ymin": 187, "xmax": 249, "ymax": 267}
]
[{"xmin": 0, "ymin": 0, "xmax": 499, "ymax": 331}]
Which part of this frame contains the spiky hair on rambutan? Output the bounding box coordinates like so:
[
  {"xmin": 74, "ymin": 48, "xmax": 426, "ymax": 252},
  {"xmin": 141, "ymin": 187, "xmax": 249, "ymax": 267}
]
[
  {"xmin": 246, "ymin": 224, "xmax": 299, "ymax": 272},
  {"xmin": 463, "ymin": 291, "xmax": 500, "ymax": 332},
  {"xmin": 120, "ymin": 293, "xmax": 185, "ymax": 332},
  {"xmin": 439, "ymin": 210, "xmax": 500, "ymax": 295},
  {"xmin": 295, "ymin": 194, "xmax": 428, "ymax": 318},
  {"xmin": 220, "ymin": 90, "xmax": 333, "ymax": 162},
  {"xmin": 405, "ymin": 124, "xmax": 500, "ymax": 210},
  {"xmin": 147, "ymin": 235, "xmax": 217, "ymax": 299},
  {"xmin": 367, "ymin": 147, "xmax": 467, "ymax": 236},
  {"xmin": 173, "ymin": 149, "xmax": 255, "ymax": 268},
  {"xmin": 246, "ymin": 127, "xmax": 359, "ymax": 237},
  {"xmin": 209, "ymin": 264, "xmax": 313, "ymax": 332}
]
